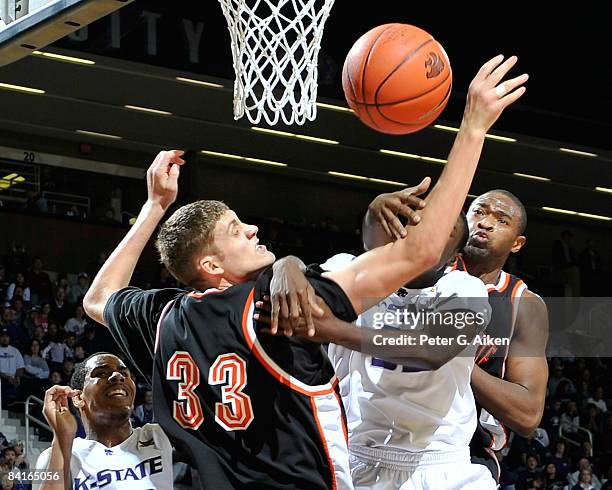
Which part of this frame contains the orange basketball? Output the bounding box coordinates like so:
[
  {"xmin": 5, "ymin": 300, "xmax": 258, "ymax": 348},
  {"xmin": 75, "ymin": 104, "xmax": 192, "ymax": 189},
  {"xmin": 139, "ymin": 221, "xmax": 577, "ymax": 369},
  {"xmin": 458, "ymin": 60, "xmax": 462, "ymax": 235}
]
[{"xmin": 342, "ymin": 24, "xmax": 452, "ymax": 135}]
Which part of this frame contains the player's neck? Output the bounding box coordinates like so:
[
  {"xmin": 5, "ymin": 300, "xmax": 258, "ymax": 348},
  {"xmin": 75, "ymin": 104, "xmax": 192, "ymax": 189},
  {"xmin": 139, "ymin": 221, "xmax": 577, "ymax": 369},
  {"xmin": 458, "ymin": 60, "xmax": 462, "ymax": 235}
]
[
  {"xmin": 464, "ymin": 257, "xmax": 504, "ymax": 285},
  {"xmin": 85, "ymin": 417, "xmax": 133, "ymax": 448}
]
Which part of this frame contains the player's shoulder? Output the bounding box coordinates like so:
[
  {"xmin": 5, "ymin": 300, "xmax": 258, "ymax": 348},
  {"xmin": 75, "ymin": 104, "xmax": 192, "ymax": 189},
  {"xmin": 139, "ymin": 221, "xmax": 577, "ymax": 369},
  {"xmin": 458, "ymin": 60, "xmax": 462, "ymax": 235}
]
[
  {"xmin": 183, "ymin": 282, "xmax": 255, "ymax": 309},
  {"xmin": 439, "ymin": 270, "xmax": 487, "ymax": 297},
  {"xmin": 319, "ymin": 253, "xmax": 357, "ymax": 272}
]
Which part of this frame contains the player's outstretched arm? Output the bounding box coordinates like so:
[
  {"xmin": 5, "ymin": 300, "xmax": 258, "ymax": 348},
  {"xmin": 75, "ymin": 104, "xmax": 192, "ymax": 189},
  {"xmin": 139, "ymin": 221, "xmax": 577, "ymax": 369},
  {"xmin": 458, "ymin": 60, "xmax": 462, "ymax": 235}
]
[
  {"xmin": 471, "ymin": 290, "xmax": 548, "ymax": 436},
  {"xmin": 255, "ymin": 296, "xmax": 488, "ymax": 370},
  {"xmin": 83, "ymin": 150, "xmax": 185, "ymax": 326},
  {"xmin": 326, "ymin": 55, "xmax": 528, "ymax": 315}
]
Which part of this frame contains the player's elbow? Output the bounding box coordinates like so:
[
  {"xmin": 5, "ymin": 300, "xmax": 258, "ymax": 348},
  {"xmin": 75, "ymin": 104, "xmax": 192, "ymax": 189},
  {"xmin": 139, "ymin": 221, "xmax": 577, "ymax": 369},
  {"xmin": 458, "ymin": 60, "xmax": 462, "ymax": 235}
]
[
  {"xmin": 513, "ymin": 411, "xmax": 542, "ymax": 437},
  {"xmin": 83, "ymin": 289, "xmax": 106, "ymax": 327}
]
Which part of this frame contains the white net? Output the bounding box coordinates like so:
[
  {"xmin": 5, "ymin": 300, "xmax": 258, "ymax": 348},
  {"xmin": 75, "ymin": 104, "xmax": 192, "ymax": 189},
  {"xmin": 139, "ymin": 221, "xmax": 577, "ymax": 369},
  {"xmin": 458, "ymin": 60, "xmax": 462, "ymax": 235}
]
[{"xmin": 218, "ymin": 0, "xmax": 335, "ymax": 126}]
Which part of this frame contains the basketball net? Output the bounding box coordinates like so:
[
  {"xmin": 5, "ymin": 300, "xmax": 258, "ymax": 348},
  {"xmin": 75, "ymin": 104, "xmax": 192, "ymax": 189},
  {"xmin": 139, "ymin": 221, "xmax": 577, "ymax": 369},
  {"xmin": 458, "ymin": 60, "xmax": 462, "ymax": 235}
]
[{"xmin": 218, "ymin": 0, "xmax": 335, "ymax": 126}]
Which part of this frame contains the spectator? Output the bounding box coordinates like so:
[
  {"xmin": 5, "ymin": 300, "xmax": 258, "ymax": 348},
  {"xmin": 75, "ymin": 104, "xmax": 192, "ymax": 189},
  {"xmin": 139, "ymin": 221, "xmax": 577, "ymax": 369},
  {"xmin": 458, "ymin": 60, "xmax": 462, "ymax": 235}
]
[
  {"xmin": 49, "ymin": 287, "xmax": 70, "ymax": 326},
  {"xmin": 572, "ymin": 469, "xmax": 597, "ymax": 490},
  {"xmin": 26, "ymin": 257, "xmax": 52, "ymax": 304},
  {"xmin": 587, "ymin": 387, "xmax": 607, "ymax": 414},
  {"xmin": 41, "ymin": 328, "xmax": 71, "ymax": 372},
  {"xmin": 64, "ymin": 333, "xmax": 76, "ymax": 358},
  {"xmin": 133, "ymin": 389, "xmax": 154, "ymax": 426},
  {"xmin": 0, "ymin": 432, "xmax": 8, "ymax": 451},
  {"xmin": 11, "ymin": 441, "xmax": 28, "ymax": 470},
  {"xmin": 561, "ymin": 401, "xmax": 581, "ymax": 435},
  {"xmin": 568, "ymin": 459, "xmax": 602, "ymax": 489},
  {"xmin": 548, "ymin": 440, "xmax": 571, "ymax": 479},
  {"xmin": 80, "ymin": 326, "xmax": 98, "ymax": 356},
  {"xmin": 46, "ymin": 370, "xmax": 62, "ymax": 389},
  {"xmin": 11, "ymin": 298, "xmax": 25, "ymax": 327},
  {"xmin": 73, "ymin": 345, "xmax": 85, "ymax": 363},
  {"xmin": 68, "ymin": 273, "xmax": 89, "ymax": 305},
  {"xmin": 601, "ymin": 467, "xmax": 612, "ymax": 490},
  {"xmin": 0, "ymin": 309, "xmax": 27, "ymax": 351},
  {"xmin": 5, "ymin": 272, "xmax": 30, "ymax": 305},
  {"xmin": 544, "ymin": 398, "xmax": 564, "ymax": 436},
  {"xmin": 23, "ymin": 339, "xmax": 50, "ymax": 382},
  {"xmin": 31, "ymin": 326, "xmax": 46, "ymax": 348},
  {"xmin": 544, "ymin": 462, "xmax": 565, "ymax": 490},
  {"xmin": 0, "ymin": 328, "xmax": 24, "ymax": 407},
  {"xmin": 60, "ymin": 358, "xmax": 75, "ymax": 385},
  {"xmin": 64, "ymin": 305, "xmax": 87, "ymax": 337},
  {"xmin": 37, "ymin": 303, "xmax": 51, "ymax": 331},
  {"xmin": 516, "ymin": 454, "xmax": 544, "ymax": 490},
  {"xmin": 53, "ymin": 272, "xmax": 70, "ymax": 299},
  {"xmin": 582, "ymin": 404, "xmax": 602, "ymax": 436}
]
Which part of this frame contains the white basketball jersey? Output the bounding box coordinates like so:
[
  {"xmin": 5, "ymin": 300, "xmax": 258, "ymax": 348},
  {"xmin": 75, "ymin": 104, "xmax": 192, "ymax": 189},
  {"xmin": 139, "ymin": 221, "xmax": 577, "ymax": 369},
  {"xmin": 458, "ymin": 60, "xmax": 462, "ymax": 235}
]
[
  {"xmin": 322, "ymin": 254, "xmax": 491, "ymax": 453},
  {"xmin": 35, "ymin": 424, "xmax": 173, "ymax": 490}
]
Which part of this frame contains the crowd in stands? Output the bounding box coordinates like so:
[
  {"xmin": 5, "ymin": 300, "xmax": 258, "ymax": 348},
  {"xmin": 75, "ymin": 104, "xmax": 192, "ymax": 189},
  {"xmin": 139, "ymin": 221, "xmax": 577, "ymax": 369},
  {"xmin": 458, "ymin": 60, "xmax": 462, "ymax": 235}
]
[{"xmin": 0, "ymin": 221, "xmax": 610, "ymax": 489}]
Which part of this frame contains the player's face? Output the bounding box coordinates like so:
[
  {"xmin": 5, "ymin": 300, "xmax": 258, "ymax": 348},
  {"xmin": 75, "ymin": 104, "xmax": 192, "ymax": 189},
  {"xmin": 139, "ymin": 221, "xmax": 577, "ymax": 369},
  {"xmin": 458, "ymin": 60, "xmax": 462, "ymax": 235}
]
[
  {"xmin": 211, "ymin": 210, "xmax": 276, "ymax": 283},
  {"xmin": 464, "ymin": 192, "xmax": 525, "ymax": 261},
  {"xmin": 81, "ymin": 354, "xmax": 136, "ymax": 417}
]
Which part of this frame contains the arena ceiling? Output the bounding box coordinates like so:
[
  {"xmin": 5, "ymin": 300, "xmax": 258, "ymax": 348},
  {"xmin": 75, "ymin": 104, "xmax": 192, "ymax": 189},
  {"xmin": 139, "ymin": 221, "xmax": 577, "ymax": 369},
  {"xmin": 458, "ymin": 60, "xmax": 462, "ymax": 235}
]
[{"xmin": 0, "ymin": 1, "xmax": 610, "ymax": 227}]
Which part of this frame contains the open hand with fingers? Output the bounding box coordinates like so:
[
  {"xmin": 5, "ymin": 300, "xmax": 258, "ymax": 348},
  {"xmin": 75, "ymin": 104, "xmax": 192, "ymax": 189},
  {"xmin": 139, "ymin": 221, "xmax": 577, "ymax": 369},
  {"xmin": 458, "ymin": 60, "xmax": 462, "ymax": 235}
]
[
  {"xmin": 461, "ymin": 55, "xmax": 528, "ymax": 134},
  {"xmin": 42, "ymin": 385, "xmax": 81, "ymax": 443},
  {"xmin": 146, "ymin": 150, "xmax": 186, "ymax": 212},
  {"xmin": 255, "ymin": 295, "xmax": 341, "ymax": 344},
  {"xmin": 367, "ymin": 177, "xmax": 431, "ymax": 240}
]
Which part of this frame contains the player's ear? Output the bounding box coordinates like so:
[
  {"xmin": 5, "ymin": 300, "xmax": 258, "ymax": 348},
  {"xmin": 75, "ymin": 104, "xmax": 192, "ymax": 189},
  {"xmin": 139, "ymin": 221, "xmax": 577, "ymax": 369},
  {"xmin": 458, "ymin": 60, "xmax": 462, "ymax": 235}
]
[
  {"xmin": 511, "ymin": 235, "xmax": 526, "ymax": 254},
  {"xmin": 72, "ymin": 391, "xmax": 85, "ymax": 409},
  {"xmin": 198, "ymin": 254, "xmax": 224, "ymax": 277}
]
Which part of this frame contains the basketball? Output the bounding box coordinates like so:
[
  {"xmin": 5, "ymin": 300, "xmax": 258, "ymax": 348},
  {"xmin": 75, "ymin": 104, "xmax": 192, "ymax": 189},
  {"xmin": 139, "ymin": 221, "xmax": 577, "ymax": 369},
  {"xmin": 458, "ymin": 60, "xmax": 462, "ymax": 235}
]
[{"xmin": 342, "ymin": 24, "xmax": 452, "ymax": 135}]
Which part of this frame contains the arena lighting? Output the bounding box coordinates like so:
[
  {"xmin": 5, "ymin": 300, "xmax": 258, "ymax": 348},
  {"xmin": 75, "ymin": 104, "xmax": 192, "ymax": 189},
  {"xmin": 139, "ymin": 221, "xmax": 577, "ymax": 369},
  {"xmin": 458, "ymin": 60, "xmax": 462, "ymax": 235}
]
[
  {"xmin": 200, "ymin": 150, "xmax": 287, "ymax": 167},
  {"xmin": 368, "ymin": 177, "xmax": 406, "ymax": 186},
  {"xmin": 513, "ymin": 173, "xmax": 551, "ymax": 182},
  {"xmin": 315, "ymin": 102, "xmax": 353, "ymax": 113},
  {"xmin": 595, "ymin": 186, "xmax": 612, "ymax": 194},
  {"xmin": 0, "ymin": 82, "xmax": 45, "ymax": 94},
  {"xmin": 124, "ymin": 105, "xmax": 172, "ymax": 116},
  {"xmin": 434, "ymin": 124, "xmax": 459, "ymax": 133},
  {"xmin": 76, "ymin": 130, "xmax": 122, "ymax": 140},
  {"xmin": 328, "ymin": 171, "xmax": 367, "ymax": 181},
  {"xmin": 328, "ymin": 171, "xmax": 407, "ymax": 187},
  {"xmin": 559, "ymin": 147, "xmax": 598, "ymax": 158},
  {"xmin": 379, "ymin": 149, "xmax": 447, "ymax": 164},
  {"xmin": 250, "ymin": 127, "xmax": 339, "ymax": 145},
  {"xmin": 484, "ymin": 133, "xmax": 517, "ymax": 143},
  {"xmin": 0, "ymin": 173, "xmax": 25, "ymax": 190},
  {"xmin": 175, "ymin": 77, "xmax": 224, "ymax": 88},
  {"xmin": 32, "ymin": 50, "xmax": 95, "ymax": 65},
  {"xmin": 542, "ymin": 207, "xmax": 612, "ymax": 221}
]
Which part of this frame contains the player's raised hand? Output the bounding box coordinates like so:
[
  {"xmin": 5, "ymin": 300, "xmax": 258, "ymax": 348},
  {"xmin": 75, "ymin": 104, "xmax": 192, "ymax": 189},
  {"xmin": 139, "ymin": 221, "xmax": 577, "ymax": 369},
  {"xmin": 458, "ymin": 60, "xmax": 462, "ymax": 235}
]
[
  {"xmin": 146, "ymin": 150, "xmax": 186, "ymax": 211},
  {"xmin": 268, "ymin": 257, "xmax": 324, "ymax": 336},
  {"xmin": 368, "ymin": 177, "xmax": 431, "ymax": 240},
  {"xmin": 42, "ymin": 385, "xmax": 80, "ymax": 443},
  {"xmin": 461, "ymin": 55, "xmax": 528, "ymax": 134}
]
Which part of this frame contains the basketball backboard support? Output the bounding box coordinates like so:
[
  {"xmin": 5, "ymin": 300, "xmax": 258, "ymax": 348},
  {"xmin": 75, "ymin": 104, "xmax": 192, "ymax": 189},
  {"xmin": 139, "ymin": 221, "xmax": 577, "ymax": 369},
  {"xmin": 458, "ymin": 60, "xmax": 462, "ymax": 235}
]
[{"xmin": 0, "ymin": 0, "xmax": 134, "ymax": 67}]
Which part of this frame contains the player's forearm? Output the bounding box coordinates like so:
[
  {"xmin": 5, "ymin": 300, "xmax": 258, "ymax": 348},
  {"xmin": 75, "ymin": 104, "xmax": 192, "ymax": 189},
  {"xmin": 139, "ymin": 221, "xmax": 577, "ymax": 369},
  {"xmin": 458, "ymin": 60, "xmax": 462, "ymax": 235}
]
[
  {"xmin": 471, "ymin": 365, "xmax": 541, "ymax": 436},
  {"xmin": 330, "ymin": 318, "xmax": 479, "ymax": 370},
  {"xmin": 84, "ymin": 200, "xmax": 166, "ymax": 326},
  {"xmin": 406, "ymin": 126, "xmax": 484, "ymax": 261},
  {"xmin": 39, "ymin": 439, "xmax": 71, "ymax": 490}
]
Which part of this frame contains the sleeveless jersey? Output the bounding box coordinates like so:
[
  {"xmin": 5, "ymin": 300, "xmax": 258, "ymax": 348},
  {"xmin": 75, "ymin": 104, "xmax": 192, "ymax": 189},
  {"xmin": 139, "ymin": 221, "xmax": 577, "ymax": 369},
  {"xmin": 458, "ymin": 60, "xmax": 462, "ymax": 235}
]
[
  {"xmin": 35, "ymin": 424, "xmax": 173, "ymax": 490},
  {"xmin": 104, "ymin": 267, "xmax": 357, "ymax": 490},
  {"xmin": 323, "ymin": 254, "xmax": 491, "ymax": 454}
]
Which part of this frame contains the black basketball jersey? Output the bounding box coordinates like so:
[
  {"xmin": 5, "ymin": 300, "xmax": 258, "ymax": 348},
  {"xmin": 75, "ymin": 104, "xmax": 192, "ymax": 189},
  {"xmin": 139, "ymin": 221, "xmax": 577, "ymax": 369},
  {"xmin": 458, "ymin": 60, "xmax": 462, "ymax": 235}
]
[
  {"xmin": 452, "ymin": 257, "xmax": 528, "ymax": 480},
  {"xmin": 104, "ymin": 266, "xmax": 356, "ymax": 490}
]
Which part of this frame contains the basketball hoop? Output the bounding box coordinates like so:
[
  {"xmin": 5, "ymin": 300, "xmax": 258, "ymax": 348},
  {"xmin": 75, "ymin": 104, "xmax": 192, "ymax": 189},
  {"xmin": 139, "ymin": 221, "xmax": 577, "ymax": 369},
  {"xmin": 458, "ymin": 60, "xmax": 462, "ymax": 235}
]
[{"xmin": 217, "ymin": 0, "xmax": 335, "ymax": 126}]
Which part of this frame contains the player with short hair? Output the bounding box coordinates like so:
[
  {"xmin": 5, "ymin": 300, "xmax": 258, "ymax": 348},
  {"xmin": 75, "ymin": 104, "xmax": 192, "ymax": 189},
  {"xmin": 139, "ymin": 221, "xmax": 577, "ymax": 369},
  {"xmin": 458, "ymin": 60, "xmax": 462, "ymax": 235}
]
[
  {"xmin": 83, "ymin": 54, "xmax": 526, "ymax": 489},
  {"xmin": 35, "ymin": 353, "xmax": 173, "ymax": 490},
  {"xmin": 458, "ymin": 189, "xmax": 549, "ymax": 481}
]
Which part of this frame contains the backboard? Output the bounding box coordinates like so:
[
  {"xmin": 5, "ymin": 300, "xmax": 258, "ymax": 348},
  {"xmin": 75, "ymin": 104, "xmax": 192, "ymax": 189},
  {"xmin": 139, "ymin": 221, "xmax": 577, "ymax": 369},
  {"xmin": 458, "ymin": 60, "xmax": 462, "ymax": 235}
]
[{"xmin": 0, "ymin": 0, "xmax": 134, "ymax": 67}]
